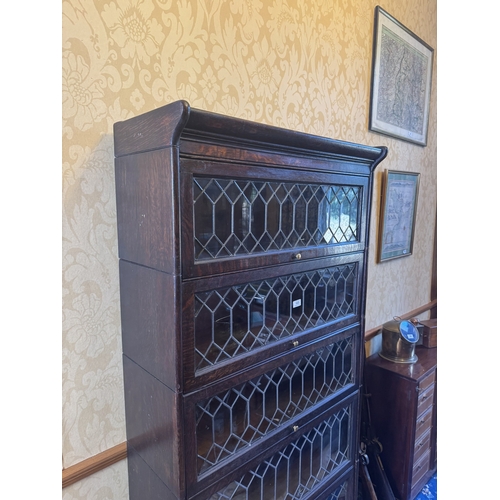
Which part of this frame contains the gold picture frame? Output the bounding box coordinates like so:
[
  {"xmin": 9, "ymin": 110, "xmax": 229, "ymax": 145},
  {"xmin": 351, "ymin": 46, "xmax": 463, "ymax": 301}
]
[{"xmin": 378, "ymin": 170, "xmax": 420, "ymax": 262}]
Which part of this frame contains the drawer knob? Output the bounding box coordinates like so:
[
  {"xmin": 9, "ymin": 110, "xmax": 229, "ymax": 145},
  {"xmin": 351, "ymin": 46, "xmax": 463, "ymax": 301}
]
[
  {"xmin": 294, "ymin": 253, "xmax": 302, "ymax": 260},
  {"xmin": 293, "ymin": 425, "xmax": 299, "ymax": 432},
  {"xmin": 292, "ymin": 341, "xmax": 299, "ymax": 347}
]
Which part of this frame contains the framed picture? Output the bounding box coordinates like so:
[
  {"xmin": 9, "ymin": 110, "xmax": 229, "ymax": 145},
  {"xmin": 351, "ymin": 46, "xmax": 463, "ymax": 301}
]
[
  {"xmin": 369, "ymin": 6, "xmax": 434, "ymax": 146},
  {"xmin": 378, "ymin": 170, "xmax": 420, "ymax": 262}
]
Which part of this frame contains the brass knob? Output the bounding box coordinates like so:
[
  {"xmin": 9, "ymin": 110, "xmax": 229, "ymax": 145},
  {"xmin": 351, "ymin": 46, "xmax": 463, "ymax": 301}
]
[
  {"xmin": 295, "ymin": 253, "xmax": 302, "ymax": 260},
  {"xmin": 292, "ymin": 341, "xmax": 299, "ymax": 347},
  {"xmin": 293, "ymin": 425, "xmax": 299, "ymax": 432}
]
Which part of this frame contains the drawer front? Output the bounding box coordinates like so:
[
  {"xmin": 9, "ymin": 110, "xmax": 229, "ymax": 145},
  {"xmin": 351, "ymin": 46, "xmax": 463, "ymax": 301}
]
[
  {"xmin": 418, "ymin": 369, "xmax": 436, "ymax": 394},
  {"xmin": 182, "ymin": 255, "xmax": 363, "ymax": 390},
  {"xmin": 192, "ymin": 394, "xmax": 357, "ymax": 500},
  {"xmin": 189, "ymin": 334, "xmax": 357, "ymax": 476},
  {"xmin": 411, "ymin": 448, "xmax": 431, "ymax": 489},
  {"xmin": 417, "ymin": 384, "xmax": 434, "ymax": 417},
  {"xmin": 415, "ymin": 405, "xmax": 433, "ymax": 441},
  {"xmin": 181, "ymin": 161, "xmax": 369, "ymax": 278},
  {"xmin": 413, "ymin": 428, "xmax": 431, "ymax": 464}
]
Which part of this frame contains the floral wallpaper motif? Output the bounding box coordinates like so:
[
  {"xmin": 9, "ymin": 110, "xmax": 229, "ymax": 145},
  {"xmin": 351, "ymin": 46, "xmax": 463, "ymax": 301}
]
[{"xmin": 62, "ymin": 0, "xmax": 436, "ymax": 497}]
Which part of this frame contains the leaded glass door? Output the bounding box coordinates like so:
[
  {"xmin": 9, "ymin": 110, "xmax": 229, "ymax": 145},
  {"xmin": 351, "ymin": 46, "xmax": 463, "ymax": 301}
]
[
  {"xmin": 181, "ymin": 255, "xmax": 363, "ymax": 391},
  {"xmin": 185, "ymin": 390, "xmax": 359, "ymax": 500},
  {"xmin": 180, "ymin": 160, "xmax": 369, "ymax": 278},
  {"xmin": 192, "ymin": 333, "xmax": 357, "ymax": 476}
]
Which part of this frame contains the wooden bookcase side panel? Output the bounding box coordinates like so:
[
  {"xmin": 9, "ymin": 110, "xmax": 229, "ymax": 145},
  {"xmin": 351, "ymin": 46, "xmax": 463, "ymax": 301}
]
[
  {"xmin": 115, "ymin": 148, "xmax": 181, "ymax": 275},
  {"xmin": 123, "ymin": 356, "xmax": 185, "ymax": 499},
  {"xmin": 127, "ymin": 446, "xmax": 179, "ymax": 500},
  {"xmin": 119, "ymin": 260, "xmax": 182, "ymax": 391}
]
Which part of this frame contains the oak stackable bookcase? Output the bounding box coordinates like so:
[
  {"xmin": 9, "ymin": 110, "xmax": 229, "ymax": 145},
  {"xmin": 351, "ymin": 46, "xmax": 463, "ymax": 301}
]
[{"xmin": 114, "ymin": 100, "xmax": 387, "ymax": 500}]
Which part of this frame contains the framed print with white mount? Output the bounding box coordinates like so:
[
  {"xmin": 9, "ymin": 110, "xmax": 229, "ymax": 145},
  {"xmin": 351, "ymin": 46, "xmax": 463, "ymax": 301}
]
[
  {"xmin": 369, "ymin": 6, "xmax": 434, "ymax": 146},
  {"xmin": 378, "ymin": 170, "xmax": 420, "ymax": 263}
]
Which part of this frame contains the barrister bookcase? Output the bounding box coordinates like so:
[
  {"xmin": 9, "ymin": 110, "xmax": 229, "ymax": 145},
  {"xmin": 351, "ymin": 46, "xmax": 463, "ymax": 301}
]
[{"xmin": 114, "ymin": 100, "xmax": 387, "ymax": 500}]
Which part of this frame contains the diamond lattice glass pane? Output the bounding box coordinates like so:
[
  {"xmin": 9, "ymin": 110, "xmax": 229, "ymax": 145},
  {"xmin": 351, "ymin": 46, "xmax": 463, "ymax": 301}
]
[
  {"xmin": 194, "ymin": 264, "xmax": 357, "ymax": 370},
  {"xmin": 193, "ymin": 178, "xmax": 361, "ymax": 260},
  {"xmin": 325, "ymin": 480, "xmax": 349, "ymax": 500},
  {"xmin": 209, "ymin": 405, "xmax": 352, "ymax": 499},
  {"xmin": 195, "ymin": 337, "xmax": 354, "ymax": 474}
]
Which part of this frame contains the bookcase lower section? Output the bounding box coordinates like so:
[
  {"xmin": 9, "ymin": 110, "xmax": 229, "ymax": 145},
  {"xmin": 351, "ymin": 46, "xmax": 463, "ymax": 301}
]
[
  {"xmin": 124, "ymin": 355, "xmax": 360, "ymax": 500},
  {"xmin": 127, "ymin": 444, "xmax": 358, "ymax": 500},
  {"xmin": 127, "ymin": 447, "xmax": 179, "ymax": 500}
]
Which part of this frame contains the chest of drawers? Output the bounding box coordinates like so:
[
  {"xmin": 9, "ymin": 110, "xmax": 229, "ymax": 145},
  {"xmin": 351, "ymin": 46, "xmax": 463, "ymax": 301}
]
[
  {"xmin": 365, "ymin": 347, "xmax": 437, "ymax": 500},
  {"xmin": 114, "ymin": 100, "xmax": 387, "ymax": 499}
]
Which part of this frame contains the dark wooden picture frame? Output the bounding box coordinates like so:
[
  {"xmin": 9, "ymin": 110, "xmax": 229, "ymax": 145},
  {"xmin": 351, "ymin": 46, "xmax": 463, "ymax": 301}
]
[
  {"xmin": 378, "ymin": 170, "xmax": 420, "ymax": 262},
  {"xmin": 369, "ymin": 6, "xmax": 434, "ymax": 146}
]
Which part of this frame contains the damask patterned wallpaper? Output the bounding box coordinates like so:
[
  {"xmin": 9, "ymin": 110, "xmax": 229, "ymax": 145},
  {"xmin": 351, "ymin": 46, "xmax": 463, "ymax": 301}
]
[{"xmin": 62, "ymin": 0, "xmax": 436, "ymax": 497}]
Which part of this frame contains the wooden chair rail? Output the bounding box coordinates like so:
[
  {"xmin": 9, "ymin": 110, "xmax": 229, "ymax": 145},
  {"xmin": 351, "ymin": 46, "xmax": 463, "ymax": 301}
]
[
  {"xmin": 62, "ymin": 299, "xmax": 436, "ymax": 488},
  {"xmin": 364, "ymin": 299, "xmax": 437, "ymax": 342},
  {"xmin": 62, "ymin": 442, "xmax": 127, "ymax": 489}
]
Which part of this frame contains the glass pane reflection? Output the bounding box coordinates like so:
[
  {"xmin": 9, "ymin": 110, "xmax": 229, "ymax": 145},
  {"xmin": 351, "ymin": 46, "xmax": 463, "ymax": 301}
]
[
  {"xmin": 193, "ymin": 178, "xmax": 361, "ymax": 260},
  {"xmin": 194, "ymin": 264, "xmax": 357, "ymax": 370},
  {"xmin": 209, "ymin": 405, "xmax": 352, "ymax": 499},
  {"xmin": 196, "ymin": 337, "xmax": 353, "ymax": 474}
]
